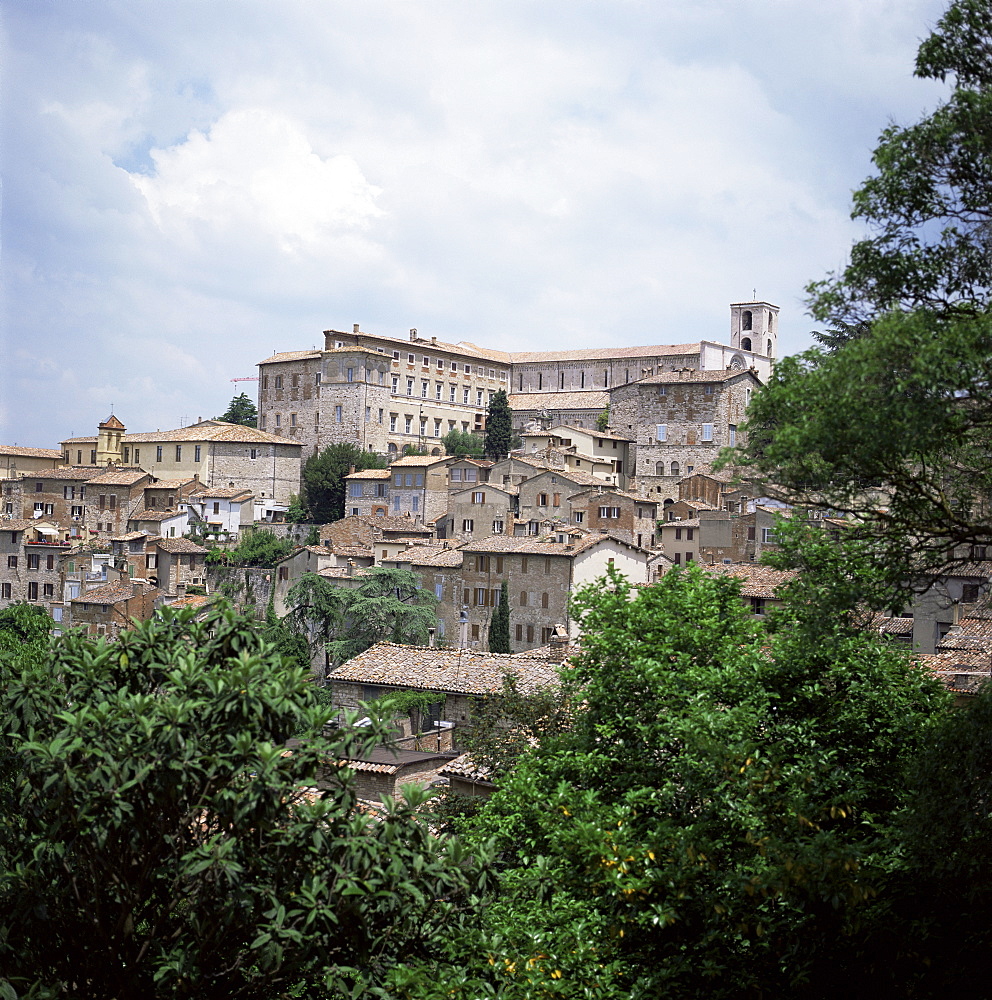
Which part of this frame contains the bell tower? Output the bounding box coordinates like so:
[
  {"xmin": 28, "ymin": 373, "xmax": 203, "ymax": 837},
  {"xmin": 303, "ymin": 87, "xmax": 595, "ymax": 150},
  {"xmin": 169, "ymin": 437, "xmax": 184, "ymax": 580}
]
[
  {"xmin": 730, "ymin": 301, "xmax": 779, "ymax": 359},
  {"xmin": 96, "ymin": 414, "xmax": 126, "ymax": 466}
]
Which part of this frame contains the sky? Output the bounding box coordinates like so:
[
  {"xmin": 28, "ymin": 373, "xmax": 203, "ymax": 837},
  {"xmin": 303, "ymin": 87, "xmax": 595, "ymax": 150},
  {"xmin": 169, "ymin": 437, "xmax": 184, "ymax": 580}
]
[{"xmin": 1, "ymin": 0, "xmax": 951, "ymax": 448}]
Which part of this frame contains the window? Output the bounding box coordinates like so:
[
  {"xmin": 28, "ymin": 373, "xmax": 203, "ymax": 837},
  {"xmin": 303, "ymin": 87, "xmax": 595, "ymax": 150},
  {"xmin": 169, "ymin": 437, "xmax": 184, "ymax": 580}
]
[
  {"xmin": 701, "ymin": 424, "xmax": 713, "ymax": 442},
  {"xmin": 390, "ymin": 414, "xmax": 397, "ymax": 432},
  {"xmin": 493, "ymin": 519, "xmax": 504, "ymax": 534},
  {"xmin": 335, "ymin": 405, "xmax": 343, "ymax": 423},
  {"xmin": 156, "ymin": 446, "xmax": 163, "ymax": 462},
  {"xmin": 6, "ymin": 556, "xmax": 16, "ymax": 568},
  {"xmin": 463, "ymin": 388, "xmax": 470, "ymax": 404},
  {"xmin": 71, "ymin": 505, "xmax": 82, "ymax": 517},
  {"xmin": 274, "ymin": 375, "xmax": 283, "ymax": 389},
  {"xmin": 46, "ymin": 554, "xmax": 55, "ymax": 570},
  {"xmin": 411, "ymin": 495, "xmax": 419, "ymax": 513},
  {"xmin": 349, "ymin": 482, "xmax": 362, "ymax": 498},
  {"xmin": 393, "ymin": 496, "xmax": 401, "ymax": 512},
  {"xmin": 685, "ymin": 552, "xmax": 694, "ymax": 562},
  {"xmin": 462, "ymin": 519, "xmax": 474, "ymax": 532},
  {"xmin": 704, "ymin": 385, "xmax": 714, "ymax": 395},
  {"xmin": 472, "ymin": 491, "xmax": 485, "ymax": 504},
  {"xmin": 27, "ymin": 554, "xmax": 40, "ymax": 569},
  {"xmin": 515, "ymin": 624, "xmax": 523, "ymax": 641},
  {"xmin": 476, "ymin": 390, "xmax": 484, "ymax": 406},
  {"xmin": 526, "ymin": 625, "xmax": 535, "ymax": 642},
  {"xmin": 90, "ymin": 450, "xmax": 97, "ymax": 464},
  {"xmin": 761, "ymin": 528, "xmax": 777, "ymax": 544},
  {"xmin": 194, "ymin": 445, "xmax": 201, "ymax": 462},
  {"xmin": 405, "ymin": 417, "xmax": 412, "ymax": 433},
  {"xmin": 538, "ymin": 493, "xmax": 548, "ymax": 507},
  {"xmin": 656, "ymin": 424, "xmax": 667, "ymax": 442},
  {"xmin": 449, "ymin": 384, "xmax": 457, "ymax": 401},
  {"xmin": 43, "ymin": 583, "xmax": 54, "ymax": 597},
  {"xmin": 63, "ymin": 486, "xmax": 74, "ymax": 500},
  {"xmin": 541, "ymin": 592, "xmax": 549, "ymax": 608},
  {"xmin": 315, "ymin": 372, "xmax": 322, "ymax": 385},
  {"xmin": 671, "ymin": 461, "xmax": 680, "ymax": 477},
  {"xmin": 175, "ymin": 445, "xmax": 182, "ymax": 461},
  {"xmin": 598, "ymin": 506, "xmax": 620, "ymax": 518},
  {"xmin": 521, "ymin": 556, "xmax": 528, "ymax": 573},
  {"xmin": 0, "ymin": 583, "xmax": 9, "ymax": 599},
  {"xmin": 250, "ymin": 448, "xmax": 258, "ymax": 460},
  {"xmin": 421, "ymin": 380, "xmax": 429, "ymax": 398},
  {"xmin": 573, "ymin": 511, "xmax": 584, "ymax": 524},
  {"xmin": 28, "ymin": 582, "xmax": 38, "ymax": 601},
  {"xmin": 108, "ymin": 495, "xmax": 116, "ymax": 510},
  {"xmin": 519, "ymin": 591, "xmax": 528, "ymax": 607},
  {"xmin": 687, "ymin": 528, "xmax": 694, "ymax": 541}
]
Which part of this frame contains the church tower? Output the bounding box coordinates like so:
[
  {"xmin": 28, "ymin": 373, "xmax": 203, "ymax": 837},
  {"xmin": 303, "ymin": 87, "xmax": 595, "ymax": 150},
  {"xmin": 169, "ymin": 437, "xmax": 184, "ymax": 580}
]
[
  {"xmin": 730, "ymin": 301, "xmax": 779, "ymax": 359},
  {"xmin": 96, "ymin": 414, "xmax": 125, "ymax": 466}
]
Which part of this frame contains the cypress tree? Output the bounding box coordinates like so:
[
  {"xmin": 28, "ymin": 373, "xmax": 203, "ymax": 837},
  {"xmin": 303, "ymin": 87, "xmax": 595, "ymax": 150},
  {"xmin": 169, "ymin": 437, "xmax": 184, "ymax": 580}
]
[
  {"xmin": 489, "ymin": 581, "xmax": 511, "ymax": 653},
  {"xmin": 484, "ymin": 390, "xmax": 513, "ymax": 461}
]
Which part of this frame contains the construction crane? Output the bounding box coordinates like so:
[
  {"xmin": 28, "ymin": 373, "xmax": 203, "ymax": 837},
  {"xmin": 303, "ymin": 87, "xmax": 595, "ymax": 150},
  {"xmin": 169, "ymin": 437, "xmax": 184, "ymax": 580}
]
[{"xmin": 230, "ymin": 377, "xmax": 259, "ymax": 383}]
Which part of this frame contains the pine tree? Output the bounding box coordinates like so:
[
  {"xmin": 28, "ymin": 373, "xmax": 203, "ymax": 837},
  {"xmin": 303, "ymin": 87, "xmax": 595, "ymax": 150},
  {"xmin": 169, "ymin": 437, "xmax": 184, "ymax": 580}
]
[
  {"xmin": 484, "ymin": 390, "xmax": 513, "ymax": 461},
  {"xmin": 217, "ymin": 392, "xmax": 258, "ymax": 428},
  {"xmin": 488, "ymin": 581, "xmax": 511, "ymax": 653}
]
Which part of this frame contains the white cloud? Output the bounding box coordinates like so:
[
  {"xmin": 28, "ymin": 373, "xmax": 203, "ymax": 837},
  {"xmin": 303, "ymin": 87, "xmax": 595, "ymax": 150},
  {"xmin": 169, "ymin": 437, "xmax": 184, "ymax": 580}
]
[{"xmin": 131, "ymin": 109, "xmax": 384, "ymax": 252}]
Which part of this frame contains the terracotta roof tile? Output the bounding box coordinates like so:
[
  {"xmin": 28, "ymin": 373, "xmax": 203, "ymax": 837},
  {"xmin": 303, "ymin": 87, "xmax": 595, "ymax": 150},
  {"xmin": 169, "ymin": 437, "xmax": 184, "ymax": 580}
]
[
  {"xmin": 508, "ymin": 390, "xmax": 609, "ymax": 411},
  {"xmin": 702, "ymin": 563, "xmax": 796, "ymax": 598},
  {"xmin": 155, "ymin": 538, "xmax": 208, "ymax": 554},
  {"xmin": 85, "ymin": 469, "xmax": 150, "ymax": 486},
  {"xmin": 344, "ymin": 469, "xmax": 392, "ymax": 480},
  {"xmin": 256, "ymin": 350, "xmax": 322, "ymax": 364},
  {"xmin": 70, "ymin": 582, "xmax": 157, "ymax": 604},
  {"xmin": 330, "ymin": 641, "xmax": 561, "ymax": 696},
  {"xmin": 124, "ymin": 422, "xmax": 300, "ymax": 446},
  {"xmin": 0, "ymin": 445, "xmax": 65, "ymax": 459}
]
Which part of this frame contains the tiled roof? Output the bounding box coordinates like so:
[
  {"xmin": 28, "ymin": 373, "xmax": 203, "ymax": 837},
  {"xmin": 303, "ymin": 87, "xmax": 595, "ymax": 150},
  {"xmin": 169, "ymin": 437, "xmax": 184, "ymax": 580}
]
[
  {"xmin": 524, "ymin": 467, "xmax": 617, "ymax": 488},
  {"xmin": 124, "ymin": 422, "xmax": 300, "ymax": 446},
  {"xmin": 681, "ymin": 464, "xmax": 740, "ymax": 483},
  {"xmin": 702, "ymin": 563, "xmax": 796, "ymax": 598},
  {"xmin": 26, "ymin": 467, "xmax": 98, "ymax": 481},
  {"xmin": 131, "ymin": 509, "xmax": 186, "ymax": 522},
  {"xmin": 462, "ymin": 532, "xmax": 615, "ymax": 557},
  {"xmin": 326, "ymin": 544, "xmax": 373, "ymax": 558},
  {"xmin": 167, "ymin": 594, "xmax": 212, "ymax": 609},
  {"xmin": 70, "ymin": 581, "xmax": 153, "ymax": 604},
  {"xmin": 60, "ymin": 436, "xmax": 98, "ymax": 445},
  {"xmin": 330, "ymin": 641, "xmax": 562, "ymax": 696},
  {"xmin": 508, "ymin": 390, "xmax": 609, "ymax": 411},
  {"xmin": 873, "ymin": 615, "xmax": 916, "ymax": 635},
  {"xmin": 344, "ymin": 469, "xmax": 392, "ymax": 480},
  {"xmin": 511, "ymin": 342, "xmax": 702, "ymax": 363},
  {"xmin": 146, "ymin": 478, "xmax": 198, "ymax": 489},
  {"xmin": 409, "ymin": 547, "xmax": 464, "ymax": 568},
  {"xmin": 371, "ymin": 515, "xmax": 434, "ymax": 534},
  {"xmin": 554, "ymin": 424, "xmax": 635, "ymax": 442},
  {"xmin": 0, "ymin": 518, "xmax": 60, "ymax": 531},
  {"xmin": 451, "ymin": 483, "xmax": 518, "ymax": 499},
  {"xmin": 638, "ymin": 368, "xmax": 760, "ymax": 387},
  {"xmin": 0, "ymin": 445, "xmax": 65, "ymax": 459},
  {"xmin": 257, "ymin": 350, "xmax": 322, "ymax": 364},
  {"xmin": 438, "ymin": 753, "xmax": 494, "ymax": 783},
  {"xmin": 85, "ymin": 469, "xmax": 149, "ymax": 486},
  {"xmin": 389, "ymin": 455, "xmax": 450, "ymax": 468},
  {"xmin": 661, "ymin": 518, "xmax": 701, "ymax": 529},
  {"xmin": 155, "ymin": 538, "xmax": 208, "ymax": 554},
  {"xmin": 99, "ymin": 414, "xmax": 126, "ymax": 430},
  {"xmin": 111, "ymin": 531, "xmax": 152, "ymax": 542},
  {"xmin": 323, "ymin": 329, "xmax": 514, "ymax": 364},
  {"xmin": 188, "ymin": 486, "xmax": 253, "ymax": 499}
]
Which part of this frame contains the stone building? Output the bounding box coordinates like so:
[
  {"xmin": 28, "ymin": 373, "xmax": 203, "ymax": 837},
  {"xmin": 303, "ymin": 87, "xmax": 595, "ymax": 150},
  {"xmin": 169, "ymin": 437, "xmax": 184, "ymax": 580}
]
[
  {"xmin": 0, "ymin": 519, "xmax": 67, "ymax": 611},
  {"xmin": 256, "ymin": 303, "xmax": 778, "ymax": 458},
  {"xmin": 68, "ymin": 580, "xmax": 162, "ymax": 639},
  {"xmin": 0, "ymin": 445, "xmax": 65, "ymax": 478},
  {"xmin": 437, "ymin": 484, "xmax": 517, "ymax": 543},
  {"xmin": 457, "ymin": 532, "xmax": 650, "ymax": 652},
  {"xmin": 384, "ymin": 454, "xmax": 452, "ymax": 522},
  {"xmin": 343, "ymin": 469, "xmax": 392, "ymax": 518},
  {"xmin": 568, "ymin": 487, "xmax": 660, "ymax": 549},
  {"xmin": 515, "ymin": 468, "xmax": 619, "ymax": 530},
  {"xmin": 609, "ymin": 369, "xmax": 762, "ymax": 500}
]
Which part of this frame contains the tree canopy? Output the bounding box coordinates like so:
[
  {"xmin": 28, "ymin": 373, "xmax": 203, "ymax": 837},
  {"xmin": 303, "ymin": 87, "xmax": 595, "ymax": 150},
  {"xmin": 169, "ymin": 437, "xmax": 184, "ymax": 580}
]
[
  {"xmin": 216, "ymin": 392, "xmax": 258, "ymax": 428},
  {"xmin": 484, "ymin": 390, "xmax": 513, "ymax": 461},
  {"xmin": 299, "ymin": 443, "xmax": 387, "ymax": 523},
  {"xmin": 441, "ymin": 428, "xmax": 485, "ymax": 459},
  {"xmin": 287, "ymin": 566, "xmax": 439, "ymax": 668},
  {"xmin": 0, "ymin": 603, "xmax": 483, "ymax": 999},
  {"xmin": 807, "ymin": 0, "xmax": 992, "ymax": 327}
]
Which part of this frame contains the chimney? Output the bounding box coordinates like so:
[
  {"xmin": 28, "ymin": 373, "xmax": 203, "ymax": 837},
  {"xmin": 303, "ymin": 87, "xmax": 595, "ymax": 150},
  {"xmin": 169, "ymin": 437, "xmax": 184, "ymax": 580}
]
[
  {"xmin": 547, "ymin": 625, "xmax": 569, "ymax": 663},
  {"xmin": 409, "ymin": 328, "xmax": 418, "ymax": 341},
  {"xmin": 353, "ymin": 324, "xmax": 360, "ymax": 333},
  {"xmin": 176, "ymin": 582, "xmax": 186, "ymax": 599},
  {"xmin": 431, "ymin": 335, "xmax": 437, "ymax": 346},
  {"xmin": 347, "ymin": 559, "xmax": 354, "ymax": 577},
  {"xmin": 427, "ymin": 627, "xmax": 436, "ymax": 648}
]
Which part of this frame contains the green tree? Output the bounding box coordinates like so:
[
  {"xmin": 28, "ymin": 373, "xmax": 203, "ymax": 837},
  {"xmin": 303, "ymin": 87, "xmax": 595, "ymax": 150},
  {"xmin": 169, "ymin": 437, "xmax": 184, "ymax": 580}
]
[
  {"xmin": 300, "ymin": 443, "xmax": 387, "ymax": 523},
  {"xmin": 807, "ymin": 0, "xmax": 992, "ymax": 327},
  {"xmin": 441, "ymin": 429, "xmax": 485, "ymax": 459},
  {"xmin": 484, "ymin": 389, "xmax": 513, "ymax": 461},
  {"xmin": 595, "ymin": 405, "xmax": 610, "ymax": 432},
  {"xmin": 216, "ymin": 392, "xmax": 258, "ymax": 428},
  {"xmin": 430, "ymin": 565, "xmax": 946, "ymax": 998},
  {"xmin": 488, "ymin": 581, "xmax": 510, "ymax": 653},
  {"xmin": 287, "ymin": 566, "xmax": 439, "ymax": 667},
  {"xmin": 285, "ymin": 492, "xmax": 308, "ymax": 523},
  {"xmin": 0, "ymin": 603, "xmax": 484, "ymax": 1000},
  {"xmin": 205, "ymin": 528, "xmax": 296, "ymax": 568}
]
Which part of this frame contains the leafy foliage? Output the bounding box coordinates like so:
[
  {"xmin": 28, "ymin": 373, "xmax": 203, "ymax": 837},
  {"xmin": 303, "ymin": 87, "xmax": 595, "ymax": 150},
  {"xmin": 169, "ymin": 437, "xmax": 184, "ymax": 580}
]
[
  {"xmin": 441, "ymin": 428, "xmax": 485, "ymax": 459},
  {"xmin": 595, "ymin": 405, "xmax": 610, "ymax": 432},
  {"xmin": 484, "ymin": 389, "xmax": 513, "ymax": 461},
  {"xmin": 300, "ymin": 444, "xmax": 387, "ymax": 523},
  {"xmin": 807, "ymin": 0, "xmax": 992, "ymax": 327},
  {"xmin": 435, "ymin": 565, "xmax": 946, "ymax": 998},
  {"xmin": 216, "ymin": 392, "xmax": 258, "ymax": 428},
  {"xmin": 205, "ymin": 528, "xmax": 296, "ymax": 568},
  {"xmin": 285, "ymin": 492, "xmax": 308, "ymax": 523},
  {"xmin": 0, "ymin": 603, "xmax": 487, "ymax": 999},
  {"xmin": 287, "ymin": 566, "xmax": 439, "ymax": 668},
  {"xmin": 732, "ymin": 308, "xmax": 992, "ymax": 591},
  {"xmin": 488, "ymin": 581, "xmax": 510, "ymax": 653}
]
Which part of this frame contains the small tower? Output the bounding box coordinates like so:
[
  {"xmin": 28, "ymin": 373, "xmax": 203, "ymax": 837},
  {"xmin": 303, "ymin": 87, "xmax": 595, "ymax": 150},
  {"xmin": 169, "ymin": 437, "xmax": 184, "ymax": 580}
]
[
  {"xmin": 730, "ymin": 301, "xmax": 779, "ymax": 359},
  {"xmin": 96, "ymin": 414, "xmax": 126, "ymax": 466}
]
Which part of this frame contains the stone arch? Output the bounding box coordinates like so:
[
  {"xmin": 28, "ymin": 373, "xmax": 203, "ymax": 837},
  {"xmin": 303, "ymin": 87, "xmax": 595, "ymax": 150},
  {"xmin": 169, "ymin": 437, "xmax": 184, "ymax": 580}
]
[
  {"xmin": 387, "ymin": 442, "xmax": 398, "ymax": 454},
  {"xmin": 742, "ymin": 310, "xmax": 752, "ymax": 331},
  {"xmin": 767, "ymin": 339, "xmax": 773, "ymax": 356},
  {"xmin": 729, "ymin": 353, "xmax": 747, "ymax": 370},
  {"xmin": 741, "ymin": 337, "xmax": 752, "ymax": 352},
  {"xmin": 670, "ymin": 461, "xmax": 680, "ymax": 477},
  {"xmin": 655, "ymin": 461, "xmax": 666, "ymax": 475},
  {"xmin": 431, "ymin": 447, "xmax": 441, "ymax": 456}
]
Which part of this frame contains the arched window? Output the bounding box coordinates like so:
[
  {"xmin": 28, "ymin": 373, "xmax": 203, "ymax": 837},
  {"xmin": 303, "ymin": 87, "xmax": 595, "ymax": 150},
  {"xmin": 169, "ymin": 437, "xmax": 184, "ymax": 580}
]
[
  {"xmin": 431, "ymin": 447, "xmax": 441, "ymax": 456},
  {"xmin": 741, "ymin": 337, "xmax": 752, "ymax": 352},
  {"xmin": 742, "ymin": 310, "xmax": 752, "ymax": 331},
  {"xmin": 767, "ymin": 310, "xmax": 774, "ymax": 330},
  {"xmin": 542, "ymin": 592, "xmax": 549, "ymax": 609},
  {"xmin": 655, "ymin": 461, "xmax": 666, "ymax": 475},
  {"xmin": 670, "ymin": 461, "xmax": 680, "ymax": 477},
  {"xmin": 387, "ymin": 442, "xmax": 398, "ymax": 453},
  {"xmin": 767, "ymin": 339, "xmax": 773, "ymax": 356}
]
